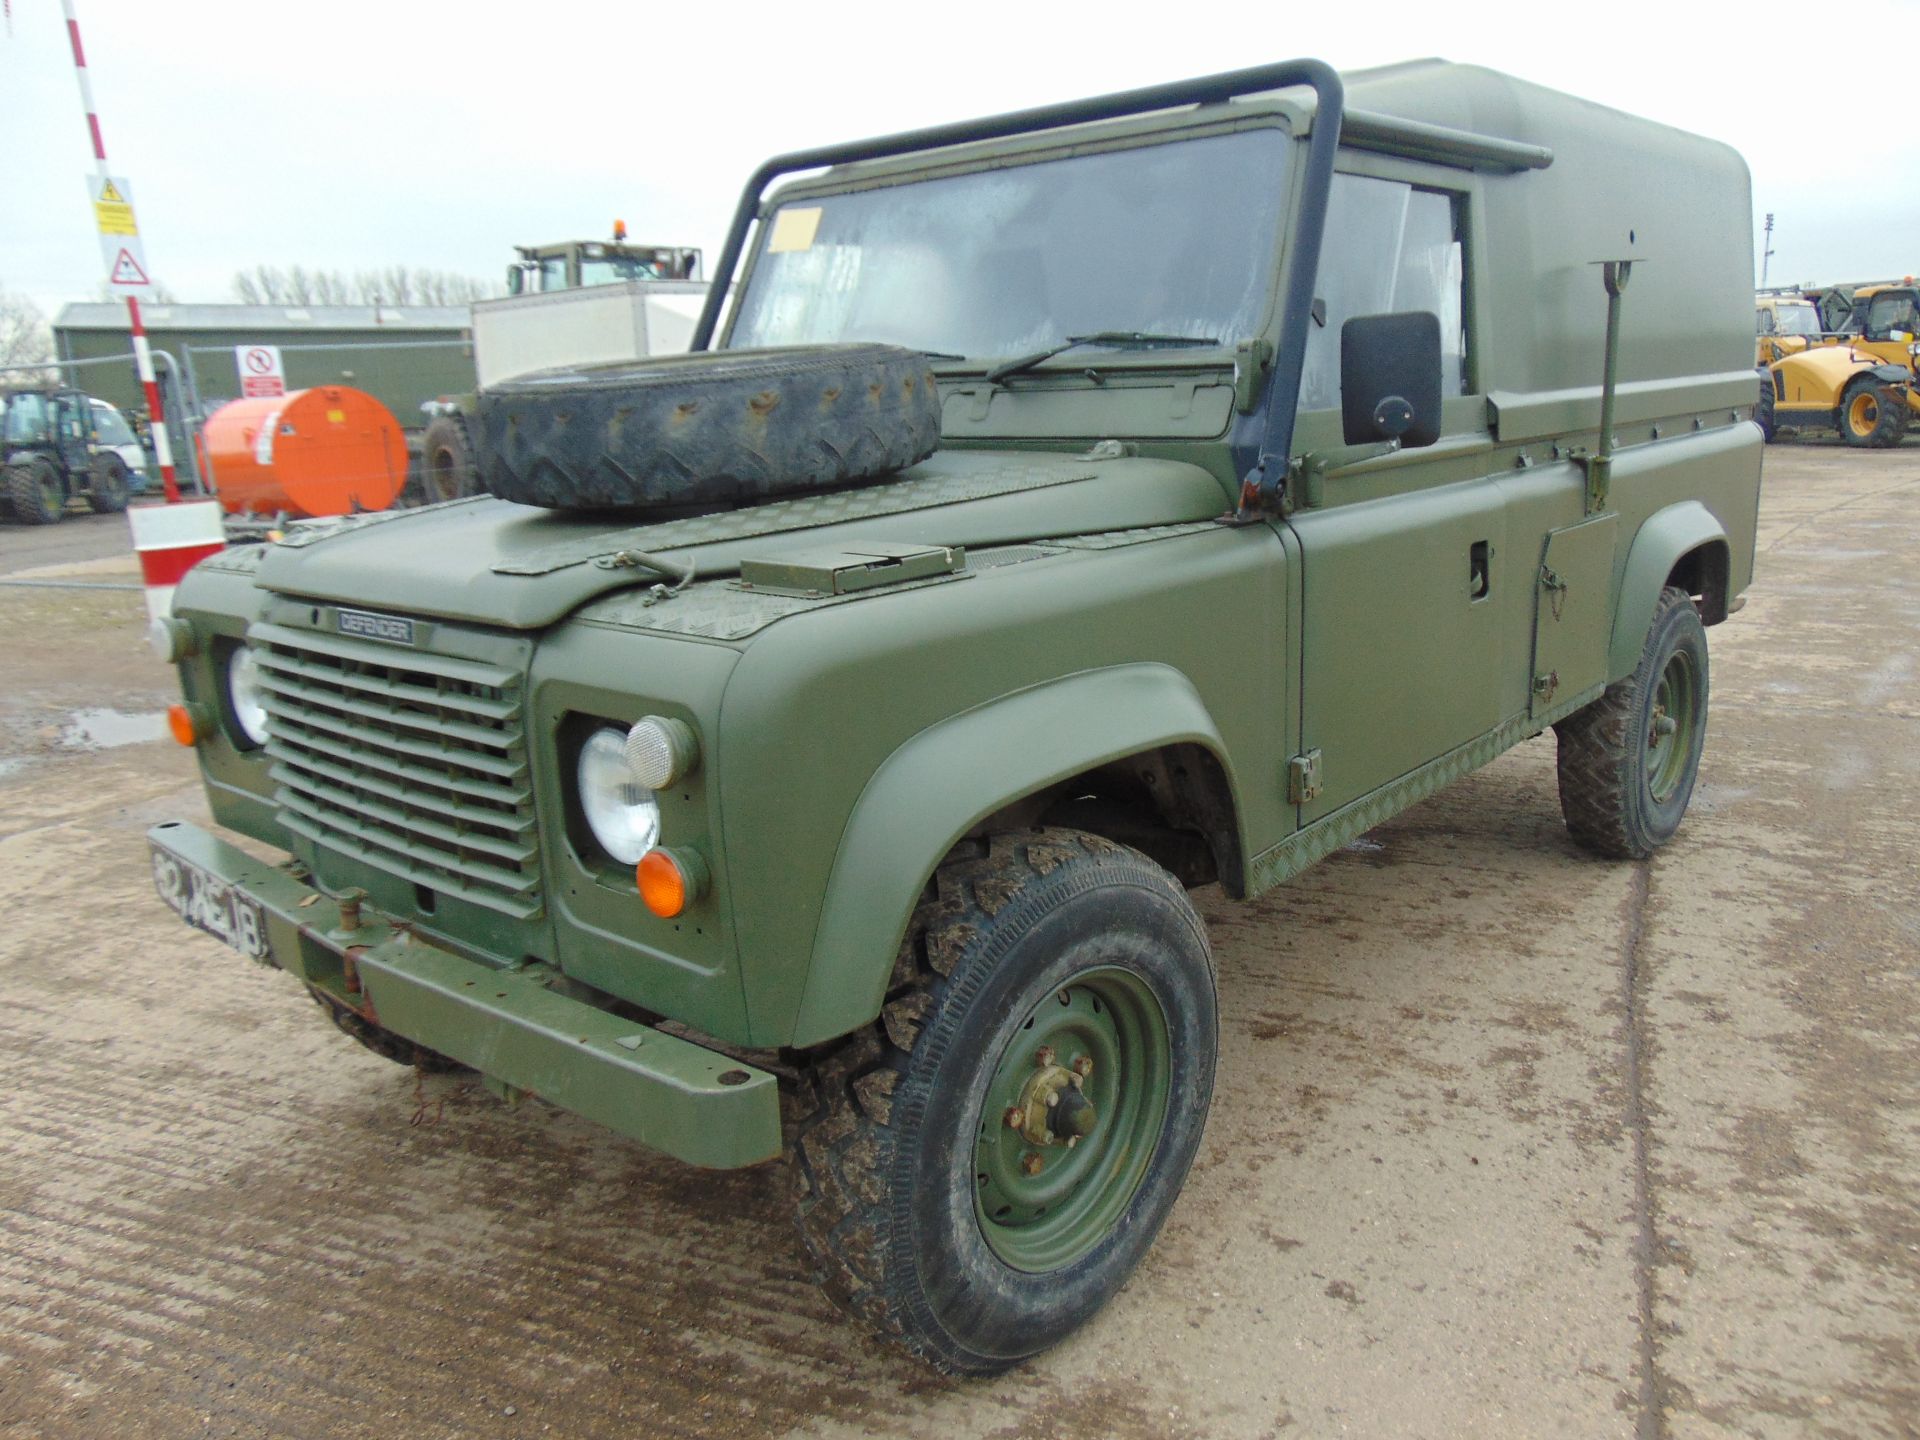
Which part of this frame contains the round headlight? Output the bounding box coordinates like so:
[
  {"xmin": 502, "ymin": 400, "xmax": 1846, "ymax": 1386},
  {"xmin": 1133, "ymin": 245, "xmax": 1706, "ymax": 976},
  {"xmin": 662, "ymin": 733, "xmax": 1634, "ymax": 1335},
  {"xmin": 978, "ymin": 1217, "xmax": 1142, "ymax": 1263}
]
[
  {"xmin": 226, "ymin": 645, "xmax": 271, "ymax": 748},
  {"xmin": 624, "ymin": 716, "xmax": 700, "ymax": 790},
  {"xmin": 578, "ymin": 727, "xmax": 661, "ymax": 865}
]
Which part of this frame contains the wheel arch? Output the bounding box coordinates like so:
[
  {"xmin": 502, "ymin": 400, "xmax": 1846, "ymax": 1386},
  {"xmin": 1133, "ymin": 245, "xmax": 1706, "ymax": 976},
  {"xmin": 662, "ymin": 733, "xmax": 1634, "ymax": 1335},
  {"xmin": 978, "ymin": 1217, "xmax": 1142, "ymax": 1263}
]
[
  {"xmin": 1608, "ymin": 502, "xmax": 1730, "ymax": 678},
  {"xmin": 788, "ymin": 663, "xmax": 1244, "ymax": 1047}
]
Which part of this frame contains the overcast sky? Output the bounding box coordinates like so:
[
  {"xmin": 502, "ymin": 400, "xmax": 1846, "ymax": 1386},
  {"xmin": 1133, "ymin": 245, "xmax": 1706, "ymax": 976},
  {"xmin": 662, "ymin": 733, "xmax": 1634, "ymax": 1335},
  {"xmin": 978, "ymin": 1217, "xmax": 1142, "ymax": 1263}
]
[{"xmin": 5, "ymin": 0, "xmax": 1919, "ymax": 321}]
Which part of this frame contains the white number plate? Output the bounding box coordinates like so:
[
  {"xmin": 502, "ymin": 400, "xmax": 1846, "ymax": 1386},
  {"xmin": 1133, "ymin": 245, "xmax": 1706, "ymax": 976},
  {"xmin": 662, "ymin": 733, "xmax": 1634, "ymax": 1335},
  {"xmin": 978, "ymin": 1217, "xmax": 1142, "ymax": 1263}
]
[{"xmin": 151, "ymin": 842, "xmax": 269, "ymax": 960}]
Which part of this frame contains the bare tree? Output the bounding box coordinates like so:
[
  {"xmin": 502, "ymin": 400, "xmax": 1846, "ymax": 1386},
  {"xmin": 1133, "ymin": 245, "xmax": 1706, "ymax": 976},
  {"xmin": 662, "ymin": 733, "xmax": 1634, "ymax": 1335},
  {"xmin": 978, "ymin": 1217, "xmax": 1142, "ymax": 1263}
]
[
  {"xmin": 0, "ymin": 286, "xmax": 55, "ymax": 381},
  {"xmin": 233, "ymin": 264, "xmax": 289, "ymax": 304},
  {"xmin": 237, "ymin": 263, "xmax": 499, "ymax": 309},
  {"xmin": 310, "ymin": 269, "xmax": 348, "ymax": 306}
]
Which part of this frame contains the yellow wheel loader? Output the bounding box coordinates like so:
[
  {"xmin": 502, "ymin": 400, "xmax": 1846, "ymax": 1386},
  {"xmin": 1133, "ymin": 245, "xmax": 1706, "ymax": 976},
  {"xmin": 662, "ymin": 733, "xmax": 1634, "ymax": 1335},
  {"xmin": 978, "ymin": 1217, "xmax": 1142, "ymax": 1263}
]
[{"xmin": 1756, "ymin": 342, "xmax": 1910, "ymax": 446}]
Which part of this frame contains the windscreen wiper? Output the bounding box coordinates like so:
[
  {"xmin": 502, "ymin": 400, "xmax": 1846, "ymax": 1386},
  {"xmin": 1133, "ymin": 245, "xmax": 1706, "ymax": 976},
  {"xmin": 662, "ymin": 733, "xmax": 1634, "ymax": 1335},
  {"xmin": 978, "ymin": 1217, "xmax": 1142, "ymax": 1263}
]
[{"xmin": 983, "ymin": 331, "xmax": 1221, "ymax": 384}]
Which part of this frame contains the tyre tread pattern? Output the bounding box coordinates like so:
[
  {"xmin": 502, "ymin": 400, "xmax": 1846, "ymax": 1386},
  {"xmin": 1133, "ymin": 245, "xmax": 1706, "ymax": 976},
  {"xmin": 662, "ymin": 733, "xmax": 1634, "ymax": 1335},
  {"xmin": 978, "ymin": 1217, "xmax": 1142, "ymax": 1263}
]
[
  {"xmin": 1555, "ymin": 585, "xmax": 1702, "ymax": 859},
  {"xmin": 784, "ymin": 829, "xmax": 1146, "ymax": 1373},
  {"xmin": 4, "ymin": 459, "xmax": 62, "ymax": 525},
  {"xmin": 477, "ymin": 344, "xmax": 941, "ymax": 511}
]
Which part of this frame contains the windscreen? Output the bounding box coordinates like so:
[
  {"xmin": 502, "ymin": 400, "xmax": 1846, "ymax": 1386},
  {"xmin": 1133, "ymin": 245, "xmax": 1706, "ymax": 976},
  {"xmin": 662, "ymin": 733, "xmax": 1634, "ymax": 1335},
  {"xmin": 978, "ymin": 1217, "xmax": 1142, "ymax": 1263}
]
[
  {"xmin": 728, "ymin": 128, "xmax": 1293, "ymax": 360},
  {"xmin": 1866, "ymin": 292, "xmax": 1918, "ymax": 338},
  {"xmin": 1774, "ymin": 305, "xmax": 1823, "ymax": 337},
  {"xmin": 92, "ymin": 405, "xmax": 136, "ymax": 446}
]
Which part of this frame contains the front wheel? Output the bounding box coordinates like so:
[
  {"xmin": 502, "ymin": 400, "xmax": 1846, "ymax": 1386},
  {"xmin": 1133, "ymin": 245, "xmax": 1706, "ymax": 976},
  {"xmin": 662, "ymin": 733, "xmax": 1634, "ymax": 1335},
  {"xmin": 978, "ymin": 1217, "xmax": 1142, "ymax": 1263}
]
[
  {"xmin": 1839, "ymin": 376, "xmax": 1907, "ymax": 447},
  {"xmin": 1555, "ymin": 585, "xmax": 1709, "ymax": 859},
  {"xmin": 1754, "ymin": 367, "xmax": 1776, "ymax": 442},
  {"xmin": 4, "ymin": 459, "xmax": 65, "ymax": 525},
  {"xmin": 787, "ymin": 829, "xmax": 1217, "ymax": 1374}
]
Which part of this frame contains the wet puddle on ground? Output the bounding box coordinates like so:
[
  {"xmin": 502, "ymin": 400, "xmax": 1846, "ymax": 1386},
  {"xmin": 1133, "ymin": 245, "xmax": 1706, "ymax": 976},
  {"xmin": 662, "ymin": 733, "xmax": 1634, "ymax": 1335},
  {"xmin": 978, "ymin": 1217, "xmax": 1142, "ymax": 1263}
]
[{"xmin": 59, "ymin": 708, "xmax": 168, "ymax": 750}]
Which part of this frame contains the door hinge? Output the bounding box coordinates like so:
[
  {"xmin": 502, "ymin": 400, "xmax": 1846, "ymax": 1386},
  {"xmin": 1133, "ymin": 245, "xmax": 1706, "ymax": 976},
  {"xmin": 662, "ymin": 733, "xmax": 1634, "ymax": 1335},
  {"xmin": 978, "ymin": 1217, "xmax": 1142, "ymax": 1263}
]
[
  {"xmin": 1288, "ymin": 750, "xmax": 1323, "ymax": 805},
  {"xmin": 1532, "ymin": 670, "xmax": 1561, "ymax": 703}
]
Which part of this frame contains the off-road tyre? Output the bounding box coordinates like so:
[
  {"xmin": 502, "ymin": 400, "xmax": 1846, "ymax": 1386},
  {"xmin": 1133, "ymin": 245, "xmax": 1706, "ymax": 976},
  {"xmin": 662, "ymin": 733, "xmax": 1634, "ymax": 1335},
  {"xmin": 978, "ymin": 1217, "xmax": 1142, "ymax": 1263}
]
[
  {"xmin": 1838, "ymin": 376, "xmax": 1906, "ymax": 448},
  {"xmin": 307, "ymin": 984, "xmax": 463, "ymax": 1072},
  {"xmin": 86, "ymin": 454, "xmax": 131, "ymax": 513},
  {"xmin": 417, "ymin": 413, "xmax": 478, "ymax": 504},
  {"xmin": 1555, "ymin": 585, "xmax": 1709, "ymax": 860},
  {"xmin": 785, "ymin": 829, "xmax": 1217, "ymax": 1375},
  {"xmin": 1754, "ymin": 367, "xmax": 1776, "ymax": 442},
  {"xmin": 4, "ymin": 459, "xmax": 64, "ymax": 525},
  {"xmin": 477, "ymin": 343, "xmax": 941, "ymax": 510}
]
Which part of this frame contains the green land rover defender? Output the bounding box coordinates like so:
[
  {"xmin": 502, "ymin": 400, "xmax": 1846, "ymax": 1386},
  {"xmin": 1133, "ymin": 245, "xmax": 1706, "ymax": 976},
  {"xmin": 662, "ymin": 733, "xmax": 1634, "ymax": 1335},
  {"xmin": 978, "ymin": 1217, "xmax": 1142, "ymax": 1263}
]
[{"xmin": 149, "ymin": 59, "xmax": 1763, "ymax": 1373}]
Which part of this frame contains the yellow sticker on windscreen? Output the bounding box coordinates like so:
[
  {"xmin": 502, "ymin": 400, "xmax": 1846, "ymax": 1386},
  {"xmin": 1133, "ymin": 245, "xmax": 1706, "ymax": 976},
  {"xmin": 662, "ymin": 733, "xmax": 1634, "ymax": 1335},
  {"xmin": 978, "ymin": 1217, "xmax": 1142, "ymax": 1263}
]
[{"xmin": 767, "ymin": 206, "xmax": 823, "ymax": 254}]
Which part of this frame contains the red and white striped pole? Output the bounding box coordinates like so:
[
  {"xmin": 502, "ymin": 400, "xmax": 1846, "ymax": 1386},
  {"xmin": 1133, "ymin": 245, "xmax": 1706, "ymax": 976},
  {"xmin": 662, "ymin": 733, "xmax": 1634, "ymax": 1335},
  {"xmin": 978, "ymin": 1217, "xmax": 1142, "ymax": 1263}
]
[
  {"xmin": 60, "ymin": 0, "xmax": 178, "ymax": 503},
  {"xmin": 60, "ymin": 0, "xmax": 224, "ymax": 622}
]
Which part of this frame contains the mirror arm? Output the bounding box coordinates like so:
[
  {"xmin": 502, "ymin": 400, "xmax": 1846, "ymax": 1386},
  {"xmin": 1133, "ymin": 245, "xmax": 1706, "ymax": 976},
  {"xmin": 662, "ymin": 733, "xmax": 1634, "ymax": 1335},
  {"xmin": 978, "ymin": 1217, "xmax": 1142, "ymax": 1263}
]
[{"xmin": 1283, "ymin": 440, "xmax": 1401, "ymax": 513}]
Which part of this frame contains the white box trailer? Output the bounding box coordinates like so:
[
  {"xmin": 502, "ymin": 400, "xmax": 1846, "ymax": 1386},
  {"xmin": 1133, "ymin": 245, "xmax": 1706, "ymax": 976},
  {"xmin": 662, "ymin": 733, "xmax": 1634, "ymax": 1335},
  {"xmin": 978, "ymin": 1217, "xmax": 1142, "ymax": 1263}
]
[{"xmin": 470, "ymin": 279, "xmax": 710, "ymax": 388}]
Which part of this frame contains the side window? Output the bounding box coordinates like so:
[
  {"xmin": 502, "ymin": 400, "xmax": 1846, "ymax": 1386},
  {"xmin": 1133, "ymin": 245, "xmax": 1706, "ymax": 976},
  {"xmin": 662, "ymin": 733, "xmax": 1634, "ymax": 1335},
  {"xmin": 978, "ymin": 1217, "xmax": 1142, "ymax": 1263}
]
[
  {"xmin": 1298, "ymin": 173, "xmax": 1467, "ymax": 415},
  {"xmin": 5, "ymin": 394, "xmax": 48, "ymax": 445},
  {"xmin": 1757, "ymin": 306, "xmax": 1775, "ymax": 335}
]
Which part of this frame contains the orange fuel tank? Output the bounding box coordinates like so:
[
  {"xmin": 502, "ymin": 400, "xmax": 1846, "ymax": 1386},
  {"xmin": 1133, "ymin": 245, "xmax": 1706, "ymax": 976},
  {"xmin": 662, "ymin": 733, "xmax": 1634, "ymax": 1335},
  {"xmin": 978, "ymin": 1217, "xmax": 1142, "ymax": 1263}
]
[{"xmin": 202, "ymin": 386, "xmax": 407, "ymax": 518}]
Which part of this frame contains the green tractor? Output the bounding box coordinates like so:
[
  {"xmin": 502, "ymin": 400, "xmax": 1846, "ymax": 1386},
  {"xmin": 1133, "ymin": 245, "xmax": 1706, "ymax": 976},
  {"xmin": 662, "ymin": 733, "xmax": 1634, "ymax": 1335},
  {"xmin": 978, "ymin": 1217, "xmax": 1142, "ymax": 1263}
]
[{"xmin": 1, "ymin": 386, "xmax": 132, "ymax": 525}]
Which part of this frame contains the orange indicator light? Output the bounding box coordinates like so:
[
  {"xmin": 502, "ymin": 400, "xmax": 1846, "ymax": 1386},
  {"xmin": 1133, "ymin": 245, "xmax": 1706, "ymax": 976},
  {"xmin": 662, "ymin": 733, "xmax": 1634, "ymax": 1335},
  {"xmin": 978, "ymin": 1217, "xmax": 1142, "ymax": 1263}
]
[
  {"xmin": 167, "ymin": 703, "xmax": 201, "ymax": 746},
  {"xmin": 637, "ymin": 849, "xmax": 689, "ymax": 917}
]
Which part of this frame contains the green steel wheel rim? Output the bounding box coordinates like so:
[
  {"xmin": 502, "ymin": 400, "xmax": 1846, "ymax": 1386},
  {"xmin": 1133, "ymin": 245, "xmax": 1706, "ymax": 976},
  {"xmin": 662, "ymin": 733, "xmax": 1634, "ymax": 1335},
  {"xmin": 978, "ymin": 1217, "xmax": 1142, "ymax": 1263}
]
[
  {"xmin": 972, "ymin": 965, "xmax": 1171, "ymax": 1273},
  {"xmin": 1646, "ymin": 648, "xmax": 1700, "ymax": 803}
]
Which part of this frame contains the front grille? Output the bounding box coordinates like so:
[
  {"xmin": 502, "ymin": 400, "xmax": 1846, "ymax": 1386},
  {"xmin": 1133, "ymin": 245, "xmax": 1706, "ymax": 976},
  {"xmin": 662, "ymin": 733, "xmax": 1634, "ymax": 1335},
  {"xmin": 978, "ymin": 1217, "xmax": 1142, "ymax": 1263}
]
[{"xmin": 251, "ymin": 621, "xmax": 543, "ymax": 919}]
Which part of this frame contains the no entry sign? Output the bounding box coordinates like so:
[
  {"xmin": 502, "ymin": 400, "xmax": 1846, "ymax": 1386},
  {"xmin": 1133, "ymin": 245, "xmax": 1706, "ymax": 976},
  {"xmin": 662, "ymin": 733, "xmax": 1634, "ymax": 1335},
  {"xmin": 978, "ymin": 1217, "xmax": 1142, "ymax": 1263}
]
[{"xmin": 236, "ymin": 344, "xmax": 286, "ymax": 398}]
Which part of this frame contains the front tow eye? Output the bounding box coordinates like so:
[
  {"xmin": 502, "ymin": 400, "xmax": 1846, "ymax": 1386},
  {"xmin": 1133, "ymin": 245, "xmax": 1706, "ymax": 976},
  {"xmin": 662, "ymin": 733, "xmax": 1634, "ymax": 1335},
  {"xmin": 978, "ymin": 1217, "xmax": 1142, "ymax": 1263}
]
[{"xmin": 1008, "ymin": 1049, "xmax": 1099, "ymax": 1148}]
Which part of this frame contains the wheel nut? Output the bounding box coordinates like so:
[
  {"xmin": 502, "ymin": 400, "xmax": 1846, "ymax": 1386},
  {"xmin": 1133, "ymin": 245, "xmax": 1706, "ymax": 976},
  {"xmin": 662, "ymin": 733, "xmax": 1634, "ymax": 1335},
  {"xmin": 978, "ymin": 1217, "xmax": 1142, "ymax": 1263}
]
[
  {"xmin": 1003, "ymin": 1106, "xmax": 1025, "ymax": 1130},
  {"xmin": 1071, "ymin": 1055, "xmax": 1094, "ymax": 1078},
  {"xmin": 1034, "ymin": 1045, "xmax": 1056, "ymax": 1068},
  {"xmin": 1021, "ymin": 1152, "xmax": 1045, "ymax": 1177}
]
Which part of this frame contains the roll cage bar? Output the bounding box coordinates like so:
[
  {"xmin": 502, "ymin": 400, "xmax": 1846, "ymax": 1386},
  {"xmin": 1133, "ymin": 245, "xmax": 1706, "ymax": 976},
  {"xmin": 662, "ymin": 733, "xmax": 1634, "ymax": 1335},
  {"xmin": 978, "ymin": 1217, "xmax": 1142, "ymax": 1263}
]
[{"xmin": 689, "ymin": 59, "xmax": 1347, "ymax": 514}]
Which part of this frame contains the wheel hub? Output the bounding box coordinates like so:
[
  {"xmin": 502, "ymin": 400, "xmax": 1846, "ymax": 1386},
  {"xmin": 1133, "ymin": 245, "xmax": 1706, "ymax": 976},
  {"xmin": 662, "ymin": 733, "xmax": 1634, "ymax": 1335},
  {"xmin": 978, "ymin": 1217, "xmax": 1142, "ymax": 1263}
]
[
  {"xmin": 1645, "ymin": 652, "xmax": 1699, "ymax": 803},
  {"xmin": 971, "ymin": 968, "xmax": 1171, "ymax": 1272},
  {"xmin": 1006, "ymin": 1049, "xmax": 1098, "ymax": 1148}
]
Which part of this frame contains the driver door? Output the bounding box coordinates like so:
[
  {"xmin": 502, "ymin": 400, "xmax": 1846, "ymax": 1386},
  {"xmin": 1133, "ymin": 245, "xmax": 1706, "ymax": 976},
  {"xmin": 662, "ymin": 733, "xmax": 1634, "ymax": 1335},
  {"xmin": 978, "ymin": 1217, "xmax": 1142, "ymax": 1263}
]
[{"xmin": 50, "ymin": 395, "xmax": 94, "ymax": 478}]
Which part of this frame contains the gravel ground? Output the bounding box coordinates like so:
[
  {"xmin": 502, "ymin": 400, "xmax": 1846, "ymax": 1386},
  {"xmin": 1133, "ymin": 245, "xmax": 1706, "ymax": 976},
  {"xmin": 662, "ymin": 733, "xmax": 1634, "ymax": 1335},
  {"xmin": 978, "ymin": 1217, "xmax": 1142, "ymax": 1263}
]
[{"xmin": 0, "ymin": 447, "xmax": 1914, "ymax": 1439}]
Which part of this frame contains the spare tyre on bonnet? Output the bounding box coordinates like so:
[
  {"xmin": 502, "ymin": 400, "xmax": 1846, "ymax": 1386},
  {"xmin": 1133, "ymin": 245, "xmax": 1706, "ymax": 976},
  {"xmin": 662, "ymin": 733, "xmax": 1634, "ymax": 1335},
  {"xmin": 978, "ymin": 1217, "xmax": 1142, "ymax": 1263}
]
[{"xmin": 476, "ymin": 342, "xmax": 942, "ymax": 509}]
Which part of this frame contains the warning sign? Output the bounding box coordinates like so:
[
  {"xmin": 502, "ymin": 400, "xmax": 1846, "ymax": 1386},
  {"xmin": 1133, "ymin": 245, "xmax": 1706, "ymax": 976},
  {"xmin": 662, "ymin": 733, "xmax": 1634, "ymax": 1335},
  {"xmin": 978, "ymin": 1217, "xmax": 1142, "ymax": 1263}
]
[
  {"xmin": 106, "ymin": 241, "xmax": 151, "ymax": 290},
  {"xmin": 91, "ymin": 175, "xmax": 138, "ymax": 235},
  {"xmin": 87, "ymin": 175, "xmax": 153, "ymax": 289},
  {"xmin": 236, "ymin": 345, "xmax": 286, "ymax": 398}
]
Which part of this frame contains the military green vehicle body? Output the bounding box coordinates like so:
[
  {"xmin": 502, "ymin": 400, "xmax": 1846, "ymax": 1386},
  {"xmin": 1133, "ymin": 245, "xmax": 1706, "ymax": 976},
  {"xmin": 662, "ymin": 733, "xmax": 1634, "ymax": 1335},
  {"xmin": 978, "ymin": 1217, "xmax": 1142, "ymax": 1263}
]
[{"xmin": 154, "ymin": 61, "xmax": 1760, "ymax": 1179}]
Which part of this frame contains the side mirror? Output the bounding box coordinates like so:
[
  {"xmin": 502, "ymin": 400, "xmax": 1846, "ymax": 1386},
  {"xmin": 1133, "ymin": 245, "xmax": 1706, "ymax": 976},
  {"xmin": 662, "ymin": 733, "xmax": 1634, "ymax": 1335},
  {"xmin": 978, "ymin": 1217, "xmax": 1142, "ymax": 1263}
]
[{"xmin": 1340, "ymin": 310, "xmax": 1443, "ymax": 448}]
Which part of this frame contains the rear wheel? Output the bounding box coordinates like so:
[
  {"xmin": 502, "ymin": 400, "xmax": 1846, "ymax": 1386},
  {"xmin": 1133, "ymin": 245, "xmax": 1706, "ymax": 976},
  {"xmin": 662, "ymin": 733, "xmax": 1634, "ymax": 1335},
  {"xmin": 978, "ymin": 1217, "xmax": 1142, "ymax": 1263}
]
[
  {"xmin": 417, "ymin": 414, "xmax": 477, "ymax": 504},
  {"xmin": 1554, "ymin": 585, "xmax": 1709, "ymax": 859},
  {"xmin": 4, "ymin": 458, "xmax": 65, "ymax": 524},
  {"xmin": 1839, "ymin": 376, "xmax": 1906, "ymax": 447},
  {"xmin": 786, "ymin": 829, "xmax": 1216, "ymax": 1374},
  {"xmin": 87, "ymin": 454, "xmax": 130, "ymax": 513}
]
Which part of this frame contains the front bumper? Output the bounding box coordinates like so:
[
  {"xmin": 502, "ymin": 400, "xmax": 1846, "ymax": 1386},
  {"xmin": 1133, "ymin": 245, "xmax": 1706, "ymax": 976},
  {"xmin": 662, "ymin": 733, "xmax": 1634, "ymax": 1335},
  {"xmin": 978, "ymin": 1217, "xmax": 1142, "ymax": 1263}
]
[{"xmin": 148, "ymin": 820, "xmax": 781, "ymax": 1169}]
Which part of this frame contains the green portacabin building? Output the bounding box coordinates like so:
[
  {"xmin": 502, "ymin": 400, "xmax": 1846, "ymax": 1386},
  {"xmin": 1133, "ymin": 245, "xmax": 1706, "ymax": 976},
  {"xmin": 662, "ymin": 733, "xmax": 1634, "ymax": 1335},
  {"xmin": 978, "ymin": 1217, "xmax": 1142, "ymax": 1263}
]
[{"xmin": 52, "ymin": 303, "xmax": 477, "ymax": 427}]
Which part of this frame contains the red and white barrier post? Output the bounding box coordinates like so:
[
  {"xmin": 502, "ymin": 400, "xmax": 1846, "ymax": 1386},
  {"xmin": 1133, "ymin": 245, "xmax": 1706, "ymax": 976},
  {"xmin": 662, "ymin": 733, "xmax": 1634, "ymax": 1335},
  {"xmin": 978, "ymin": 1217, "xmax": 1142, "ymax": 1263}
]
[
  {"xmin": 61, "ymin": 0, "xmax": 224, "ymax": 618},
  {"xmin": 130, "ymin": 500, "xmax": 226, "ymax": 623}
]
